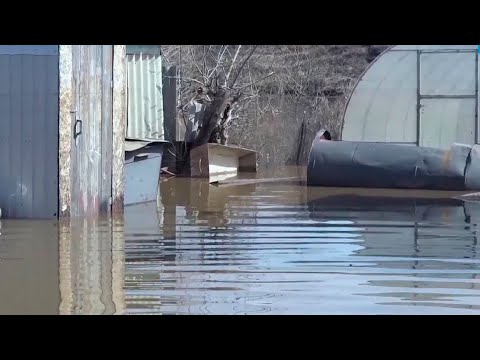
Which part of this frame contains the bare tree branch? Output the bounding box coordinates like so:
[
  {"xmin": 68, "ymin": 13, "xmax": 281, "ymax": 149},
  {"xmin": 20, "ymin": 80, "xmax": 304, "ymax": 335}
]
[
  {"xmin": 207, "ymin": 45, "xmax": 228, "ymax": 81},
  {"xmin": 225, "ymin": 45, "xmax": 242, "ymax": 86},
  {"xmin": 229, "ymin": 45, "xmax": 258, "ymax": 88},
  {"xmin": 190, "ymin": 47, "xmax": 205, "ymax": 80},
  {"xmin": 235, "ymin": 71, "xmax": 275, "ymax": 91},
  {"xmin": 202, "ymin": 46, "xmax": 210, "ymax": 82},
  {"xmin": 166, "ymin": 76, "xmax": 204, "ymax": 86}
]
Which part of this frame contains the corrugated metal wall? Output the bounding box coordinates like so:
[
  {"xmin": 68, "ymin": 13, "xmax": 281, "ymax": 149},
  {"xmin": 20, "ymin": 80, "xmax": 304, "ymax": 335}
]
[
  {"xmin": 342, "ymin": 45, "xmax": 479, "ymax": 150},
  {"xmin": 0, "ymin": 45, "xmax": 59, "ymax": 219},
  {"xmin": 126, "ymin": 52, "xmax": 165, "ymax": 140}
]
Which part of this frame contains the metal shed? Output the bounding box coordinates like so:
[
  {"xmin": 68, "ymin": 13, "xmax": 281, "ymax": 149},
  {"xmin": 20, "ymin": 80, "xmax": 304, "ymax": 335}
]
[
  {"xmin": 126, "ymin": 45, "xmax": 165, "ymax": 141},
  {"xmin": 341, "ymin": 45, "xmax": 479, "ymax": 149},
  {"xmin": 0, "ymin": 45, "xmax": 127, "ymax": 219},
  {"xmin": 124, "ymin": 45, "xmax": 171, "ymax": 206}
]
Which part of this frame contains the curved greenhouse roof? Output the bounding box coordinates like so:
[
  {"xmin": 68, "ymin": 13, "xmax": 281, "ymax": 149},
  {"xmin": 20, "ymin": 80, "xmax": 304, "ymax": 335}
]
[{"xmin": 341, "ymin": 45, "xmax": 479, "ymax": 149}]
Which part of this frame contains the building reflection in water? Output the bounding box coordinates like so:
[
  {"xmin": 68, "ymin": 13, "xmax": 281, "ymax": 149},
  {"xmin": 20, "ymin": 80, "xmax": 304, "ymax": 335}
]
[
  {"xmin": 0, "ymin": 220, "xmax": 60, "ymax": 315},
  {"xmin": 58, "ymin": 216, "xmax": 125, "ymax": 315},
  {"xmin": 123, "ymin": 177, "xmax": 260, "ymax": 314},
  {"xmin": 307, "ymin": 195, "xmax": 480, "ymax": 259},
  {"xmin": 307, "ymin": 194, "xmax": 480, "ymax": 307}
]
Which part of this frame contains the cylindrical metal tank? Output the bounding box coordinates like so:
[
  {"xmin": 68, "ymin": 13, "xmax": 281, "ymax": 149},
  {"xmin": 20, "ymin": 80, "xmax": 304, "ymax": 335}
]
[{"xmin": 307, "ymin": 134, "xmax": 480, "ymax": 191}]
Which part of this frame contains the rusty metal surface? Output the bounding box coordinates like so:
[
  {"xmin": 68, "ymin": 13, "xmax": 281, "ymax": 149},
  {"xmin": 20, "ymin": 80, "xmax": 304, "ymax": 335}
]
[
  {"xmin": 59, "ymin": 45, "xmax": 126, "ymax": 218},
  {"xmin": 112, "ymin": 45, "xmax": 127, "ymax": 214},
  {"xmin": 101, "ymin": 46, "xmax": 113, "ymax": 214},
  {"xmin": 59, "ymin": 45, "xmax": 73, "ymax": 217},
  {"xmin": 70, "ymin": 46, "xmax": 115, "ymax": 217},
  {"xmin": 0, "ymin": 45, "xmax": 59, "ymax": 219}
]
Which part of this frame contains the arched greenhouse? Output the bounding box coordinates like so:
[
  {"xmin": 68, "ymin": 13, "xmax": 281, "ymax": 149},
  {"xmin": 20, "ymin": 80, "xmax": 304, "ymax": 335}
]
[{"xmin": 341, "ymin": 45, "xmax": 479, "ymax": 150}]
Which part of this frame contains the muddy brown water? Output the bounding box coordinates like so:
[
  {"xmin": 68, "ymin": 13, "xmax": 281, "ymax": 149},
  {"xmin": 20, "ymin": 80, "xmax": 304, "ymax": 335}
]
[{"xmin": 2, "ymin": 166, "xmax": 480, "ymax": 314}]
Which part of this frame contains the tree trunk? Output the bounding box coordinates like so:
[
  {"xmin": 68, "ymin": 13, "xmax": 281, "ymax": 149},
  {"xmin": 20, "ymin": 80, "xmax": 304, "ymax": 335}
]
[
  {"xmin": 177, "ymin": 88, "xmax": 231, "ymax": 175},
  {"xmin": 192, "ymin": 88, "xmax": 231, "ymax": 148}
]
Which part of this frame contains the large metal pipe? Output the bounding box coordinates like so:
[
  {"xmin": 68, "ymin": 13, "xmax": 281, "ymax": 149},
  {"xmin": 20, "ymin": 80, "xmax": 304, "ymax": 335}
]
[{"xmin": 306, "ymin": 132, "xmax": 480, "ymax": 190}]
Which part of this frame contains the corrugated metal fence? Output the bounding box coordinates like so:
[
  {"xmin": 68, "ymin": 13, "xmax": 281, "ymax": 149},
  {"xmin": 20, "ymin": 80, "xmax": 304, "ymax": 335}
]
[
  {"xmin": 126, "ymin": 51, "xmax": 165, "ymax": 140},
  {"xmin": 0, "ymin": 45, "xmax": 59, "ymax": 219}
]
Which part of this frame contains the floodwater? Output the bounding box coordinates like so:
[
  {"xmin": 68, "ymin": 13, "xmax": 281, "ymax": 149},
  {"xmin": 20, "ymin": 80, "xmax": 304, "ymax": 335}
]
[{"xmin": 2, "ymin": 166, "xmax": 480, "ymax": 314}]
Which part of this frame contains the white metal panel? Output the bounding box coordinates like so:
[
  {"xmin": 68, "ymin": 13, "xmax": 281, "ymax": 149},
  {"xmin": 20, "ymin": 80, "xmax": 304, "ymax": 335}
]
[
  {"xmin": 342, "ymin": 50, "xmax": 417, "ymax": 143},
  {"xmin": 419, "ymin": 98, "xmax": 476, "ymax": 149},
  {"xmin": 420, "ymin": 52, "xmax": 476, "ymax": 96},
  {"xmin": 127, "ymin": 53, "xmax": 165, "ymax": 140}
]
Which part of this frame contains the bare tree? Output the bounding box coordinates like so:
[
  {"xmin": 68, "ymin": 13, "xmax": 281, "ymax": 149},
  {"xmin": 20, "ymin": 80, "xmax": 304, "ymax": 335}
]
[
  {"xmin": 161, "ymin": 45, "xmax": 276, "ymax": 173},
  {"xmin": 162, "ymin": 45, "xmax": 385, "ymax": 171},
  {"xmin": 164, "ymin": 45, "xmax": 275, "ymax": 144}
]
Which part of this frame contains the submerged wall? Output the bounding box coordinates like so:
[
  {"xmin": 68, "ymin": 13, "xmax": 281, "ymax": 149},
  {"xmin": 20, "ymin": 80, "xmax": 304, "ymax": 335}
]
[{"xmin": 59, "ymin": 45, "xmax": 126, "ymax": 217}]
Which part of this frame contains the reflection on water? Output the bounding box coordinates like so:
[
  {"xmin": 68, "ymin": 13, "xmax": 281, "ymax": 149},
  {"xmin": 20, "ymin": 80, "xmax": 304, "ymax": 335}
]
[
  {"xmin": 59, "ymin": 218, "xmax": 125, "ymax": 315},
  {"xmin": 0, "ymin": 220, "xmax": 59, "ymax": 314},
  {"xmin": 2, "ymin": 166, "xmax": 480, "ymax": 314},
  {"xmin": 121, "ymin": 167, "xmax": 480, "ymax": 314},
  {"xmin": 0, "ymin": 217, "xmax": 125, "ymax": 315}
]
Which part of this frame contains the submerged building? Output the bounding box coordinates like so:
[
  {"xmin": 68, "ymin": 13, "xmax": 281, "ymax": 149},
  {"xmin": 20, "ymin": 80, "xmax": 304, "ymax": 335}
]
[
  {"xmin": 0, "ymin": 45, "xmax": 177, "ymax": 219},
  {"xmin": 0, "ymin": 45, "xmax": 127, "ymax": 219}
]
